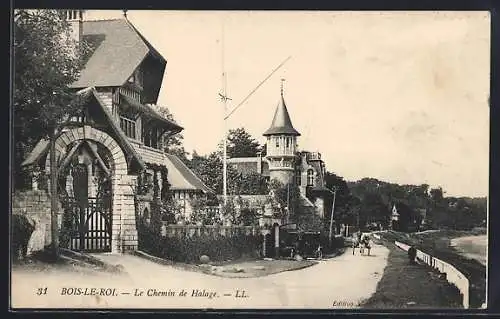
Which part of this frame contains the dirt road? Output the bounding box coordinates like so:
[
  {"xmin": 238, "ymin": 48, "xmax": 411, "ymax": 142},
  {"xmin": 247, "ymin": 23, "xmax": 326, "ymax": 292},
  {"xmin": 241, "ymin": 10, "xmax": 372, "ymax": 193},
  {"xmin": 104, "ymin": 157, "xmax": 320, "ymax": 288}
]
[{"xmin": 11, "ymin": 243, "xmax": 389, "ymax": 309}]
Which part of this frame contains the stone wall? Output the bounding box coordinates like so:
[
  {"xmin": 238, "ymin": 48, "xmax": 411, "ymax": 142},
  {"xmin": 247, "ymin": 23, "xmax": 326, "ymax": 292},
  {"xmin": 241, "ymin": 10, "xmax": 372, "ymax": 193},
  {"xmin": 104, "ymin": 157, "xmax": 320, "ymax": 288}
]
[{"xmin": 11, "ymin": 190, "xmax": 62, "ymax": 255}]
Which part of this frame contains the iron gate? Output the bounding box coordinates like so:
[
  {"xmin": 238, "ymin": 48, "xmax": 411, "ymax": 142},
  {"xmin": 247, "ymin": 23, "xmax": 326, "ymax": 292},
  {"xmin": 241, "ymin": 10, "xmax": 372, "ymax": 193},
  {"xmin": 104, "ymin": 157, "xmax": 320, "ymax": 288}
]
[{"xmin": 60, "ymin": 196, "xmax": 112, "ymax": 253}]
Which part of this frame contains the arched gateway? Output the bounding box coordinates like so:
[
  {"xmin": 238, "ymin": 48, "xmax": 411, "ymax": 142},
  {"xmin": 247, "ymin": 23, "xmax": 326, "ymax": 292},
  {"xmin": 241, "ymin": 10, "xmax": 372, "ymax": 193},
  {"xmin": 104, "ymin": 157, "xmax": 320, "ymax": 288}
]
[{"xmin": 44, "ymin": 126, "xmax": 130, "ymax": 253}]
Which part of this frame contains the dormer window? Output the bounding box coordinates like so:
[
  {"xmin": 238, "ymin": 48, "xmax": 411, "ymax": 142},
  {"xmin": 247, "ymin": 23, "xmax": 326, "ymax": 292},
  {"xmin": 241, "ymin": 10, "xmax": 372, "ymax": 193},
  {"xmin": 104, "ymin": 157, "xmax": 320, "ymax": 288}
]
[
  {"xmin": 128, "ymin": 74, "xmax": 135, "ymax": 83},
  {"xmin": 127, "ymin": 68, "xmax": 143, "ymax": 88}
]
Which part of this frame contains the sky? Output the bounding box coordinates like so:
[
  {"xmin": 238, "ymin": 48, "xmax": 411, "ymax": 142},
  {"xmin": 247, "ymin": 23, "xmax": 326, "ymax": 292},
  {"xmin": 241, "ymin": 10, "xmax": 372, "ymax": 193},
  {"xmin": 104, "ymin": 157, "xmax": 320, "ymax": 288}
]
[{"xmin": 84, "ymin": 10, "xmax": 490, "ymax": 197}]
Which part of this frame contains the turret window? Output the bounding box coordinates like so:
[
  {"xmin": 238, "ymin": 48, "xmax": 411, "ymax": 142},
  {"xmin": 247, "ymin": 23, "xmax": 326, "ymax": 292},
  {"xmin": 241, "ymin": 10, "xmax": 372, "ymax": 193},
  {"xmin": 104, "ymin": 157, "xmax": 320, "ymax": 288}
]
[
  {"xmin": 295, "ymin": 172, "xmax": 301, "ymax": 186},
  {"xmin": 307, "ymin": 169, "xmax": 314, "ymax": 186},
  {"xmin": 286, "ymin": 137, "xmax": 290, "ymax": 148},
  {"xmin": 275, "ymin": 137, "xmax": 279, "ymax": 148}
]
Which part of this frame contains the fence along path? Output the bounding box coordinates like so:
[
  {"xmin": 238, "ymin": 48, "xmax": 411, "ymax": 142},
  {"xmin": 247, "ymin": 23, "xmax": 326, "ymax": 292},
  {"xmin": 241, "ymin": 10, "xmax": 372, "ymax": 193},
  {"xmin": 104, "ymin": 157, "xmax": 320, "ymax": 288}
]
[{"xmin": 394, "ymin": 240, "xmax": 470, "ymax": 309}]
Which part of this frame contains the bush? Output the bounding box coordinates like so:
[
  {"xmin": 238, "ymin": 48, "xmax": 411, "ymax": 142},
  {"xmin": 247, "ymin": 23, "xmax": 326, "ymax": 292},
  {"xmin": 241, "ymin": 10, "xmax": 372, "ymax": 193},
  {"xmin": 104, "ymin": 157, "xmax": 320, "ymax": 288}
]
[
  {"xmin": 137, "ymin": 225, "xmax": 263, "ymax": 264},
  {"xmin": 319, "ymin": 234, "xmax": 344, "ymax": 254}
]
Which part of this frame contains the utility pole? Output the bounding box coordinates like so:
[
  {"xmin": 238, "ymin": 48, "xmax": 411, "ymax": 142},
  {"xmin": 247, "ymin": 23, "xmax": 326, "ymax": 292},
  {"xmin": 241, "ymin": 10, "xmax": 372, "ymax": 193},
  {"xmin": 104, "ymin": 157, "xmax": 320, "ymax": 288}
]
[
  {"xmin": 328, "ymin": 186, "xmax": 337, "ymax": 245},
  {"xmin": 286, "ymin": 182, "xmax": 290, "ymax": 224},
  {"xmin": 220, "ymin": 18, "xmax": 229, "ymax": 208},
  {"xmin": 218, "ymin": 16, "xmax": 291, "ymax": 210}
]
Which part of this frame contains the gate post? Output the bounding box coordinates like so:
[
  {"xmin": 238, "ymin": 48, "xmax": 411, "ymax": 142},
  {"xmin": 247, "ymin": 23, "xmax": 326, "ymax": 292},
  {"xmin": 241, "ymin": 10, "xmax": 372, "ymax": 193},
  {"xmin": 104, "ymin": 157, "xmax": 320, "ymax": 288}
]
[{"xmin": 274, "ymin": 223, "xmax": 280, "ymax": 258}]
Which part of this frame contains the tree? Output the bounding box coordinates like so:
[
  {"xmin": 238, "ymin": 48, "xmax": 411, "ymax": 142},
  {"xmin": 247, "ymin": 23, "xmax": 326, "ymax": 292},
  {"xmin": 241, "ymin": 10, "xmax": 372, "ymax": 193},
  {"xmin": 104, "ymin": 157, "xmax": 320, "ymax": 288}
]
[
  {"xmin": 233, "ymin": 171, "xmax": 269, "ymax": 195},
  {"xmin": 268, "ymin": 179, "xmax": 301, "ymax": 224},
  {"xmin": 225, "ymin": 127, "xmax": 263, "ymax": 158},
  {"xmin": 189, "ymin": 196, "xmax": 221, "ymax": 225},
  {"xmin": 324, "ymin": 172, "xmax": 352, "ymax": 229},
  {"xmin": 14, "ymin": 9, "xmax": 91, "ymax": 258},
  {"xmin": 153, "ymin": 105, "xmax": 190, "ymax": 164},
  {"xmin": 190, "ymin": 151, "xmax": 241, "ymax": 195}
]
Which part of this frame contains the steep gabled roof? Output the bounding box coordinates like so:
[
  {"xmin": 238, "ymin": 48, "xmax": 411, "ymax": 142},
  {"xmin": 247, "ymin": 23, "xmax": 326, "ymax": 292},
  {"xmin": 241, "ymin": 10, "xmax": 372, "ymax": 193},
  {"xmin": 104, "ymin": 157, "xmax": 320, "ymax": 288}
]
[
  {"xmin": 71, "ymin": 18, "xmax": 163, "ymax": 88},
  {"xmin": 163, "ymin": 153, "xmax": 214, "ymax": 194},
  {"xmin": 119, "ymin": 93, "xmax": 183, "ymax": 132},
  {"xmin": 263, "ymin": 95, "xmax": 300, "ymax": 136},
  {"xmin": 21, "ymin": 87, "xmax": 146, "ymax": 172}
]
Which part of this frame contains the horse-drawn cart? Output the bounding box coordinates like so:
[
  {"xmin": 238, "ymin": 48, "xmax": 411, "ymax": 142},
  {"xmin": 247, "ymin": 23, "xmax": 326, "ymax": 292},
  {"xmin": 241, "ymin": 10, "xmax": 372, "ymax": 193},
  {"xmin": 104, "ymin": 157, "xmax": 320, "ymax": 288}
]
[{"xmin": 352, "ymin": 232, "xmax": 372, "ymax": 256}]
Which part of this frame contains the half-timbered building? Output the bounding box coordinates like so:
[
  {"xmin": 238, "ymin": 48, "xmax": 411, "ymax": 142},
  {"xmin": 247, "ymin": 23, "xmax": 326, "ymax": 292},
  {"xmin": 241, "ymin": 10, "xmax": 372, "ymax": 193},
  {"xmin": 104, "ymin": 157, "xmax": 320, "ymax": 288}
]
[{"xmin": 21, "ymin": 10, "xmax": 212, "ymax": 253}]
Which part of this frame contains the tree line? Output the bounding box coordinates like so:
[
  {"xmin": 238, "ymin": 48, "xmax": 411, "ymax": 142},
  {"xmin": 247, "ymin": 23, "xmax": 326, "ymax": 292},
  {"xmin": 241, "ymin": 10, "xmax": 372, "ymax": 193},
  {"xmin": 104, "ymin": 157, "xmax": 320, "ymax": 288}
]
[{"xmin": 176, "ymin": 127, "xmax": 487, "ymax": 232}]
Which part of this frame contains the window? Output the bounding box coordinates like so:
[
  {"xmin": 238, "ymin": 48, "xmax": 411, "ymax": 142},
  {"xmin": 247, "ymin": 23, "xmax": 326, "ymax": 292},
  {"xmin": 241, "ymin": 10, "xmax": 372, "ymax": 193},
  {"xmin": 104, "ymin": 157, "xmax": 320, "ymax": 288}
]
[
  {"xmin": 120, "ymin": 116, "xmax": 136, "ymax": 139},
  {"xmin": 295, "ymin": 173, "xmax": 301, "ymax": 186},
  {"xmin": 143, "ymin": 127, "xmax": 159, "ymax": 149},
  {"xmin": 275, "ymin": 137, "xmax": 279, "ymax": 148},
  {"xmin": 286, "ymin": 137, "xmax": 290, "ymax": 148},
  {"xmin": 307, "ymin": 169, "xmax": 314, "ymax": 186}
]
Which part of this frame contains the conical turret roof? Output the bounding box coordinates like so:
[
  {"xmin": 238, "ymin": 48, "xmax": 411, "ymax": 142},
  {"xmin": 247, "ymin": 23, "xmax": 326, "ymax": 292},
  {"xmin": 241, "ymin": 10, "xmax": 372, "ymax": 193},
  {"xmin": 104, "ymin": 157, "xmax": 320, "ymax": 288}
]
[{"xmin": 263, "ymin": 95, "xmax": 301, "ymax": 136}]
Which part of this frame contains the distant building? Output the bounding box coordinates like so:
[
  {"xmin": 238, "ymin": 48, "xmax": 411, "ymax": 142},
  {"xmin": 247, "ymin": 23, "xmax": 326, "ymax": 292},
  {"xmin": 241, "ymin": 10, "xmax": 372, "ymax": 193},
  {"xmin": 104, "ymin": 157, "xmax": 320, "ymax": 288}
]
[
  {"xmin": 390, "ymin": 203, "xmax": 426, "ymax": 232},
  {"xmin": 227, "ymin": 85, "xmax": 333, "ymax": 228}
]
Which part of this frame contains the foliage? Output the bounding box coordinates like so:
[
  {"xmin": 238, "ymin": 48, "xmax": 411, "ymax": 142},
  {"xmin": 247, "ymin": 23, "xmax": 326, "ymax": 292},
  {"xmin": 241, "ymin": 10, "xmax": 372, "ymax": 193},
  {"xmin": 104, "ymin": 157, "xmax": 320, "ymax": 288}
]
[
  {"xmin": 221, "ymin": 200, "xmax": 238, "ymax": 225},
  {"xmin": 189, "ymin": 151, "xmax": 245, "ymax": 195},
  {"xmin": 238, "ymin": 207, "xmax": 259, "ymax": 226},
  {"xmin": 138, "ymin": 227, "xmax": 264, "ymax": 264},
  {"xmin": 13, "ymin": 9, "xmax": 91, "ymax": 189},
  {"xmin": 233, "ymin": 171, "xmax": 269, "ymax": 195},
  {"xmin": 268, "ymin": 179, "xmax": 301, "ymax": 223},
  {"xmin": 189, "ymin": 196, "xmax": 221, "ymax": 225},
  {"xmin": 224, "ymin": 127, "xmax": 263, "ymax": 158},
  {"xmin": 346, "ymin": 177, "xmax": 487, "ymax": 232},
  {"xmin": 323, "ymin": 172, "xmax": 354, "ymax": 227},
  {"xmin": 234, "ymin": 197, "xmax": 259, "ymax": 226},
  {"xmin": 152, "ymin": 105, "xmax": 190, "ymax": 163}
]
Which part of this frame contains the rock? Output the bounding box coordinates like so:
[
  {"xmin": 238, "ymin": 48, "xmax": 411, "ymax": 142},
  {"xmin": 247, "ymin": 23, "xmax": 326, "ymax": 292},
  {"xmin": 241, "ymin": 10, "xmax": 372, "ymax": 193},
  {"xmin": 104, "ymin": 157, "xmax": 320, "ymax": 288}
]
[
  {"xmin": 221, "ymin": 266, "xmax": 245, "ymax": 273},
  {"xmin": 113, "ymin": 264, "xmax": 125, "ymax": 273},
  {"xmin": 294, "ymin": 255, "xmax": 303, "ymax": 261},
  {"xmin": 199, "ymin": 255, "xmax": 210, "ymax": 264},
  {"xmin": 198, "ymin": 264, "xmax": 211, "ymax": 269},
  {"xmin": 263, "ymin": 258, "xmax": 274, "ymax": 261},
  {"xmin": 407, "ymin": 301, "xmax": 416, "ymax": 305},
  {"xmin": 252, "ymin": 266, "xmax": 266, "ymax": 271}
]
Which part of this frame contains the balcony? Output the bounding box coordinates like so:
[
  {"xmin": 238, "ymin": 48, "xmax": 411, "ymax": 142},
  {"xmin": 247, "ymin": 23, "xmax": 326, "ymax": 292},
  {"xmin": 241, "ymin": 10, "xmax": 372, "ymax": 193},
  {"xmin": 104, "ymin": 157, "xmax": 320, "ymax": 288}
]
[{"xmin": 307, "ymin": 152, "xmax": 321, "ymax": 161}]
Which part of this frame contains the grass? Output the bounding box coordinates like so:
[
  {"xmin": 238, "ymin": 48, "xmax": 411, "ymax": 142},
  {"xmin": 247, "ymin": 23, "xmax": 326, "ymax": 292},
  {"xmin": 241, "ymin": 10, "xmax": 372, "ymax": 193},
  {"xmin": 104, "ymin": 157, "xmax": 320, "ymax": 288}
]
[
  {"xmin": 376, "ymin": 230, "xmax": 486, "ymax": 308},
  {"xmin": 360, "ymin": 243, "xmax": 463, "ymax": 309},
  {"xmin": 133, "ymin": 250, "xmax": 318, "ymax": 278},
  {"xmin": 12, "ymin": 248, "xmax": 125, "ymax": 274}
]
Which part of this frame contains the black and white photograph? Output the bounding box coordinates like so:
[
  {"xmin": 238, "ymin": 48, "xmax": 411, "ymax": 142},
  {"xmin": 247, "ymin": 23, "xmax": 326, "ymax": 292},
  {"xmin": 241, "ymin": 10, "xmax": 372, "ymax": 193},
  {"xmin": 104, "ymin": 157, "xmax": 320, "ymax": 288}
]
[{"xmin": 10, "ymin": 9, "xmax": 490, "ymax": 310}]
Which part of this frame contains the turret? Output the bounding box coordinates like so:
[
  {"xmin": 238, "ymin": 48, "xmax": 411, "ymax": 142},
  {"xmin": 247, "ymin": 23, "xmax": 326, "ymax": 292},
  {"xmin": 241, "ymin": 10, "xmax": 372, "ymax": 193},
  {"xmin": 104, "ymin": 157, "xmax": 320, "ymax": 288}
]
[{"xmin": 263, "ymin": 80, "xmax": 300, "ymax": 185}]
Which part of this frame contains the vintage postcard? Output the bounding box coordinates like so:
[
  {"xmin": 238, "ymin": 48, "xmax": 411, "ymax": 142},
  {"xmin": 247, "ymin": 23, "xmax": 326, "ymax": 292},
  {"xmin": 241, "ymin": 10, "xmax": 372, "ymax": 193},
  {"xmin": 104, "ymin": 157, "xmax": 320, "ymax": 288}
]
[{"xmin": 10, "ymin": 10, "xmax": 490, "ymax": 310}]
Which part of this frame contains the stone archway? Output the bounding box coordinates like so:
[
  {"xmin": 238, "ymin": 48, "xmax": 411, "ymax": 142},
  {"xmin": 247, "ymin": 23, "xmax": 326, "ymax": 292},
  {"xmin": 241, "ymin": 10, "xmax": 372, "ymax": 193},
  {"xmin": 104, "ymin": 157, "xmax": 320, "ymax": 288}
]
[{"xmin": 44, "ymin": 125, "xmax": 138, "ymax": 253}]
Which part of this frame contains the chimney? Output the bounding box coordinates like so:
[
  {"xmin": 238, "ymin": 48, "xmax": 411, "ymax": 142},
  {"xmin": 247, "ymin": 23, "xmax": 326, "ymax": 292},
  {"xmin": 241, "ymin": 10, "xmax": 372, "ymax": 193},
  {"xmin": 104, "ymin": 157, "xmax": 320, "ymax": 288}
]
[{"xmin": 65, "ymin": 10, "xmax": 84, "ymax": 46}]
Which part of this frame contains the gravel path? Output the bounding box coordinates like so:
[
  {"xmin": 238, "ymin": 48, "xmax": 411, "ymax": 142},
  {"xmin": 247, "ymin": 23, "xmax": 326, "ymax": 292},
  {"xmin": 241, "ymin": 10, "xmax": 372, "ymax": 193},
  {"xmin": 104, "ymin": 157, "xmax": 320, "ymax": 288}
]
[{"xmin": 11, "ymin": 243, "xmax": 389, "ymax": 309}]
